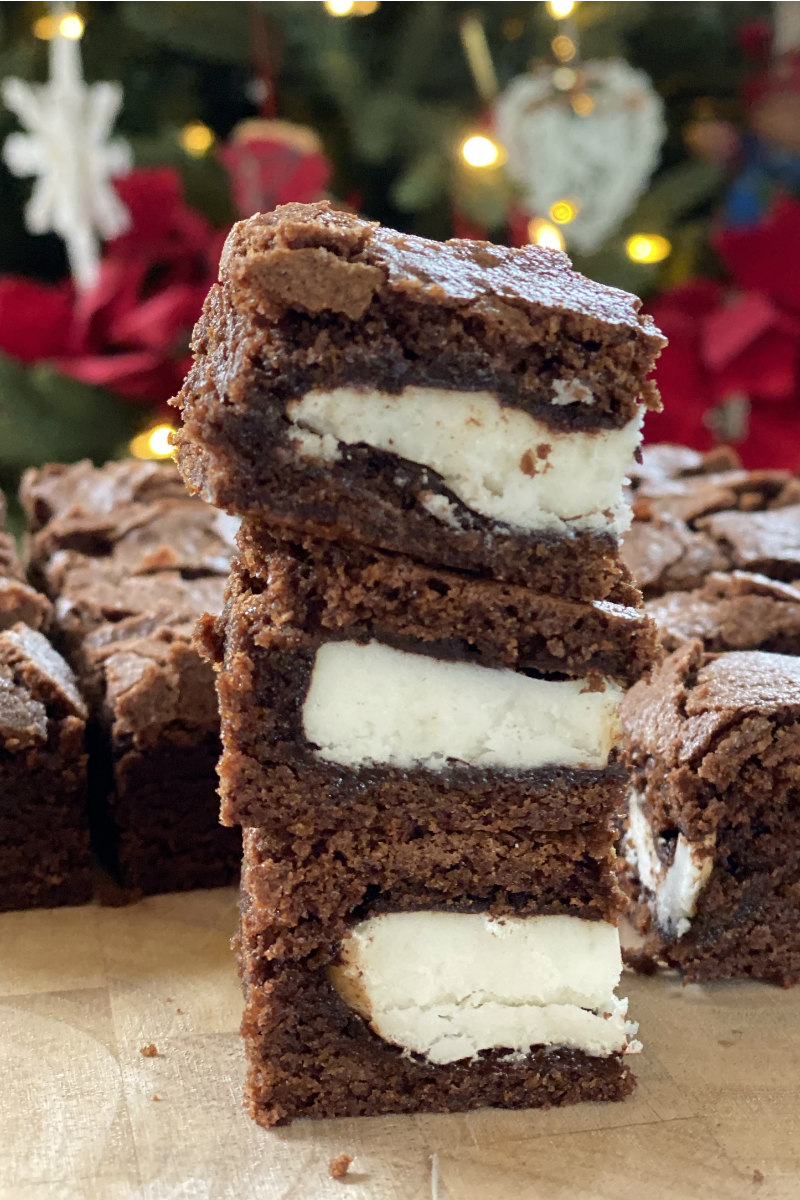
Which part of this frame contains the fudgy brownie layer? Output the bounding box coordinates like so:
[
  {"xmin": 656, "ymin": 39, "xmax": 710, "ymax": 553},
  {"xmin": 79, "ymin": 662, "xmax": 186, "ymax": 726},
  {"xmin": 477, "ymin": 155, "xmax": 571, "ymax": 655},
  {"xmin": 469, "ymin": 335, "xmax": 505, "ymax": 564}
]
[
  {"xmin": 239, "ymin": 968, "xmax": 634, "ymax": 1126},
  {"xmin": 239, "ymin": 822, "xmax": 625, "ymax": 967},
  {"xmin": 173, "ymin": 203, "xmax": 662, "ymax": 596},
  {"xmin": 205, "ymin": 567, "xmax": 631, "ymax": 832},
  {"xmin": 628, "ymin": 875, "xmax": 800, "ymax": 987},
  {"xmin": 228, "ymin": 527, "xmax": 655, "ymax": 684},
  {"xmin": 647, "ymin": 572, "xmax": 800, "ymax": 654},
  {"xmin": 622, "ymin": 468, "xmax": 800, "ymax": 598},
  {"xmin": 0, "ymin": 624, "xmax": 91, "ymax": 911}
]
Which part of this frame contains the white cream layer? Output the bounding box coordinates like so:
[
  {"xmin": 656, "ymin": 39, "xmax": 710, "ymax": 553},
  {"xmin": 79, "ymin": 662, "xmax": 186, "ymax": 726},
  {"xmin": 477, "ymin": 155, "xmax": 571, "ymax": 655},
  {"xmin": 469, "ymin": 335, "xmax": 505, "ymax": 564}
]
[
  {"xmin": 329, "ymin": 912, "xmax": 636, "ymax": 1065},
  {"xmin": 286, "ymin": 386, "xmax": 642, "ymax": 535},
  {"xmin": 626, "ymin": 789, "xmax": 715, "ymax": 939},
  {"xmin": 302, "ymin": 640, "xmax": 622, "ymax": 771}
]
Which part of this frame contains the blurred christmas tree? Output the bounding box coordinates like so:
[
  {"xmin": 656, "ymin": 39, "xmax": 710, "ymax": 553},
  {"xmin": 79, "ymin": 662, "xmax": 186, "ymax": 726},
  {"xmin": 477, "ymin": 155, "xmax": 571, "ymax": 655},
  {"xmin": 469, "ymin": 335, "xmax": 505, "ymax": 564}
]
[{"xmin": 2, "ymin": 0, "xmax": 798, "ymax": 500}]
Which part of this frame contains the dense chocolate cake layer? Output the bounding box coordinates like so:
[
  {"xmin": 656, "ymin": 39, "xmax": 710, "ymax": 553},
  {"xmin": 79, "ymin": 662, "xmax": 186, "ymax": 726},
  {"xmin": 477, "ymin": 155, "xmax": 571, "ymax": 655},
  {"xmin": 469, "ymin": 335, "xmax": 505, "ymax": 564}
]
[
  {"xmin": 228, "ymin": 528, "xmax": 657, "ymax": 685},
  {"xmin": 21, "ymin": 460, "xmax": 239, "ymax": 897},
  {"xmin": 647, "ymin": 572, "xmax": 800, "ymax": 654},
  {"xmin": 622, "ymin": 641, "xmax": 800, "ymax": 983},
  {"xmin": 240, "ymin": 971, "xmax": 634, "ymax": 1126},
  {"xmin": 204, "ymin": 557, "xmax": 635, "ymax": 832},
  {"xmin": 172, "ymin": 203, "xmax": 663, "ymax": 596},
  {"xmin": 0, "ymin": 622, "xmax": 91, "ymax": 910}
]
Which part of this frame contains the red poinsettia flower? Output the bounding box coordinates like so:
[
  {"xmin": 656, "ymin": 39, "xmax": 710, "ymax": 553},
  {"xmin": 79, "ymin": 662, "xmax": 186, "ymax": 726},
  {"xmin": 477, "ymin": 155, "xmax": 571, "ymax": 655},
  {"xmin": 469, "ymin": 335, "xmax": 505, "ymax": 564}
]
[
  {"xmin": 645, "ymin": 199, "xmax": 800, "ymax": 469},
  {"xmin": 0, "ymin": 167, "xmax": 220, "ymax": 405}
]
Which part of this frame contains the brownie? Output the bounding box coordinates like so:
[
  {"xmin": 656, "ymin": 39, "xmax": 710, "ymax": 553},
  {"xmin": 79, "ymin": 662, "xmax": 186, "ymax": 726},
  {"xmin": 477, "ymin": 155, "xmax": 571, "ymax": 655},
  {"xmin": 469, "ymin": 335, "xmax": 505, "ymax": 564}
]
[
  {"xmin": 647, "ymin": 572, "xmax": 800, "ymax": 654},
  {"xmin": 0, "ymin": 623, "xmax": 91, "ymax": 910},
  {"xmin": 237, "ymin": 826, "xmax": 635, "ymax": 1126},
  {"xmin": 622, "ymin": 640, "xmax": 800, "ymax": 984},
  {"xmin": 19, "ymin": 460, "xmax": 240, "ymax": 897},
  {"xmin": 627, "ymin": 442, "xmax": 741, "ymax": 494},
  {"xmin": 622, "ymin": 466, "xmax": 800, "ymax": 598},
  {"xmin": 202, "ymin": 540, "xmax": 657, "ymax": 834},
  {"xmin": 172, "ymin": 202, "xmax": 664, "ymax": 598},
  {"xmin": 0, "ymin": 493, "xmax": 51, "ymax": 632}
]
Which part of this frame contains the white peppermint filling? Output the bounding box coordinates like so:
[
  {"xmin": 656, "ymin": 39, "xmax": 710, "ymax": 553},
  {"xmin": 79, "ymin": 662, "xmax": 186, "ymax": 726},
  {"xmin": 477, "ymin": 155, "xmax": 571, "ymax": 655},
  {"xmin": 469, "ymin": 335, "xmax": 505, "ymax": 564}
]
[
  {"xmin": 625, "ymin": 789, "xmax": 715, "ymax": 939},
  {"xmin": 329, "ymin": 912, "xmax": 636, "ymax": 1065},
  {"xmin": 286, "ymin": 386, "xmax": 641, "ymax": 535},
  {"xmin": 302, "ymin": 640, "xmax": 622, "ymax": 770}
]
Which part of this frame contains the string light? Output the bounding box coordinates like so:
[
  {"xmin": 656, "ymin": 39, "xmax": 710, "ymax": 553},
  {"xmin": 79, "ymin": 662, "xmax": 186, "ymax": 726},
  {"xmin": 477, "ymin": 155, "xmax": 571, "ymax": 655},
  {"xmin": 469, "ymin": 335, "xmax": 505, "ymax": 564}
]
[
  {"xmin": 553, "ymin": 67, "xmax": 578, "ymax": 91},
  {"xmin": 58, "ymin": 12, "xmax": 84, "ymax": 39},
  {"xmin": 552, "ymin": 35, "xmax": 576, "ymax": 62},
  {"xmin": 549, "ymin": 199, "xmax": 579, "ymax": 225},
  {"xmin": 461, "ymin": 134, "xmax": 504, "ymax": 168},
  {"xmin": 571, "ymin": 92, "xmax": 594, "ymax": 116},
  {"xmin": 625, "ymin": 234, "xmax": 672, "ymax": 264},
  {"xmin": 34, "ymin": 11, "xmax": 84, "ymax": 39},
  {"xmin": 180, "ymin": 120, "xmax": 215, "ymax": 157},
  {"xmin": 33, "ymin": 14, "xmax": 58, "ymax": 39},
  {"xmin": 528, "ymin": 218, "xmax": 566, "ymax": 251},
  {"xmin": 323, "ymin": 0, "xmax": 379, "ymax": 14},
  {"xmin": 546, "ymin": 0, "xmax": 576, "ymax": 18},
  {"xmin": 130, "ymin": 424, "xmax": 175, "ymax": 460}
]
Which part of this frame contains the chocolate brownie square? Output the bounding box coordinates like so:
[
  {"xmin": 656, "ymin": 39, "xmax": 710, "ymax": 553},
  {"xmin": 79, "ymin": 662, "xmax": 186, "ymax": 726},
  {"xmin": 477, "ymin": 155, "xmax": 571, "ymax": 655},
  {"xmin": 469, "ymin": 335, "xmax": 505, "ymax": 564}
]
[
  {"xmin": 622, "ymin": 641, "xmax": 800, "ymax": 984},
  {"xmin": 171, "ymin": 202, "xmax": 664, "ymax": 599},
  {"xmin": 19, "ymin": 460, "xmax": 240, "ymax": 896},
  {"xmin": 0, "ymin": 623, "xmax": 91, "ymax": 910},
  {"xmin": 237, "ymin": 823, "xmax": 637, "ymax": 1125},
  {"xmin": 200, "ymin": 531, "xmax": 659, "ymax": 836},
  {"xmin": 646, "ymin": 572, "xmax": 800, "ymax": 654}
]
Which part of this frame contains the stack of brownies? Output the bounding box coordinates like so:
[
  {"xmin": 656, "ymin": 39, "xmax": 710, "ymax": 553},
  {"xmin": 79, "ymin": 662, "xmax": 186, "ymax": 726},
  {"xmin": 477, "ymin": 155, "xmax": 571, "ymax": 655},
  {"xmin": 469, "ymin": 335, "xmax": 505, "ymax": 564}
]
[
  {"xmin": 620, "ymin": 445, "xmax": 800, "ymax": 985},
  {"xmin": 0, "ymin": 491, "xmax": 91, "ymax": 910},
  {"xmin": 18, "ymin": 459, "xmax": 240, "ymax": 896},
  {"xmin": 172, "ymin": 202, "xmax": 664, "ymax": 1124}
]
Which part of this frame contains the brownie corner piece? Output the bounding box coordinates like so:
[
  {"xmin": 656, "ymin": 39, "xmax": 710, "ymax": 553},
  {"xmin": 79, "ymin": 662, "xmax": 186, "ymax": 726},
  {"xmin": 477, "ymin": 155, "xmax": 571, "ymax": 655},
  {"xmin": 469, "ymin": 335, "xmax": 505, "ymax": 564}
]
[{"xmin": 622, "ymin": 641, "xmax": 800, "ymax": 984}]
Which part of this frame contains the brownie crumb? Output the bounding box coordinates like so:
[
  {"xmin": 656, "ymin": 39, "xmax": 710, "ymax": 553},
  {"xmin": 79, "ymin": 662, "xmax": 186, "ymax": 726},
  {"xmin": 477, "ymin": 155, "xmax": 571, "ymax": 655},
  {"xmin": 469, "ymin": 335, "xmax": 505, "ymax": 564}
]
[
  {"xmin": 140, "ymin": 1043, "xmax": 159, "ymax": 1058},
  {"xmin": 623, "ymin": 947, "xmax": 659, "ymax": 975},
  {"xmin": 752, "ymin": 1170, "xmax": 765, "ymax": 1185},
  {"xmin": 328, "ymin": 1154, "xmax": 353, "ymax": 1180},
  {"xmin": 152, "ymin": 1094, "xmax": 161, "ymax": 1102}
]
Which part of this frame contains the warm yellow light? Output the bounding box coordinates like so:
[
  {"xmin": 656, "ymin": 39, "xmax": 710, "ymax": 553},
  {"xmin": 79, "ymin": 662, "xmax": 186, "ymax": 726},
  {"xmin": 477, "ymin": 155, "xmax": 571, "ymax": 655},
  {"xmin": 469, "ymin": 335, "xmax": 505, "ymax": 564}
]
[
  {"xmin": 58, "ymin": 12, "xmax": 84, "ymax": 39},
  {"xmin": 353, "ymin": 0, "xmax": 379, "ymax": 11},
  {"xmin": 549, "ymin": 199, "xmax": 579, "ymax": 225},
  {"xmin": 552, "ymin": 35, "xmax": 576, "ymax": 62},
  {"xmin": 180, "ymin": 121, "xmax": 215, "ymax": 157},
  {"xmin": 571, "ymin": 92, "xmax": 594, "ymax": 116},
  {"xmin": 546, "ymin": 0, "xmax": 576, "ymax": 18},
  {"xmin": 625, "ymin": 234, "xmax": 672, "ymax": 264},
  {"xmin": 33, "ymin": 14, "xmax": 58, "ymax": 38},
  {"xmin": 528, "ymin": 219, "xmax": 566, "ymax": 252},
  {"xmin": 130, "ymin": 425, "xmax": 175, "ymax": 460},
  {"xmin": 503, "ymin": 17, "xmax": 525, "ymax": 40},
  {"xmin": 553, "ymin": 67, "xmax": 578, "ymax": 91},
  {"xmin": 324, "ymin": 0, "xmax": 355, "ymax": 13},
  {"xmin": 461, "ymin": 134, "xmax": 503, "ymax": 168}
]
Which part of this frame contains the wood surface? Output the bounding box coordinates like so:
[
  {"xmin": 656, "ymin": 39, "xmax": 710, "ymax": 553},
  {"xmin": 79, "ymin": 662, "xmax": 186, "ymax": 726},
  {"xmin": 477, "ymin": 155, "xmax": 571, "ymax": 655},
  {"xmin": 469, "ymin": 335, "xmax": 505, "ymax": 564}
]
[{"xmin": 2, "ymin": 887, "xmax": 799, "ymax": 1200}]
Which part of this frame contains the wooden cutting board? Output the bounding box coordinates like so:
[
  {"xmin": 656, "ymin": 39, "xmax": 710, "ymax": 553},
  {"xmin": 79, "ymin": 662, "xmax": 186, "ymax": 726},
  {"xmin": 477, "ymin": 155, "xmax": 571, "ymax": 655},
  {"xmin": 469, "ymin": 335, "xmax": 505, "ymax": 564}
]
[{"xmin": 2, "ymin": 888, "xmax": 799, "ymax": 1200}]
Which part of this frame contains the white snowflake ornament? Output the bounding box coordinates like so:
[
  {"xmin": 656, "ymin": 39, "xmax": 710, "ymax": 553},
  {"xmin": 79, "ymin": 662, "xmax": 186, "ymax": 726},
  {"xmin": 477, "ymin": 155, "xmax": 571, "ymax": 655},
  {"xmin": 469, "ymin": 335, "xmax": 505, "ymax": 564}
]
[
  {"xmin": 496, "ymin": 60, "xmax": 665, "ymax": 255},
  {"xmin": 2, "ymin": 21, "xmax": 132, "ymax": 290}
]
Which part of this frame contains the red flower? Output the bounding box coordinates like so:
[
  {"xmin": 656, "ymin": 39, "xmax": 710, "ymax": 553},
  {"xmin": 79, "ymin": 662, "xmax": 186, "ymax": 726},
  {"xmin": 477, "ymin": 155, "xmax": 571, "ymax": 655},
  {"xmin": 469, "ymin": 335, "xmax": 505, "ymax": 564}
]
[{"xmin": 0, "ymin": 168, "xmax": 219, "ymax": 404}]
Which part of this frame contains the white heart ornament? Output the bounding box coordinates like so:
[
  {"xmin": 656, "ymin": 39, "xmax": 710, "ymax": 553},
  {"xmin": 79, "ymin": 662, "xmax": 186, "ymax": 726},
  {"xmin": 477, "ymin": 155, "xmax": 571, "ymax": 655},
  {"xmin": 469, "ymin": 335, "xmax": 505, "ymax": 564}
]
[{"xmin": 495, "ymin": 60, "xmax": 665, "ymax": 254}]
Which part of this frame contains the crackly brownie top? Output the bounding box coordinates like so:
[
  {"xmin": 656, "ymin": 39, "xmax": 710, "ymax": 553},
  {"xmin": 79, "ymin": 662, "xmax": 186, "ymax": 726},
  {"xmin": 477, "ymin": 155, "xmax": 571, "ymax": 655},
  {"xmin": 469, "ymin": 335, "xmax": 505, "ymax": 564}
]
[
  {"xmin": 219, "ymin": 202, "xmax": 665, "ymax": 365},
  {"xmin": 0, "ymin": 512, "xmax": 52, "ymax": 632},
  {"xmin": 647, "ymin": 572, "xmax": 800, "ymax": 653},
  {"xmin": 627, "ymin": 443, "xmax": 741, "ymax": 493},
  {"xmin": 0, "ymin": 623, "xmax": 86, "ymax": 746},
  {"xmin": 622, "ymin": 639, "xmax": 800, "ymax": 773},
  {"xmin": 20, "ymin": 459, "xmax": 186, "ymax": 534}
]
